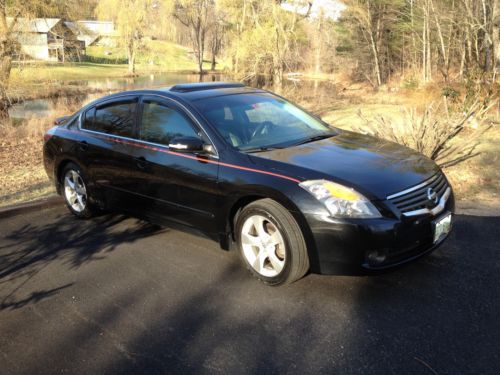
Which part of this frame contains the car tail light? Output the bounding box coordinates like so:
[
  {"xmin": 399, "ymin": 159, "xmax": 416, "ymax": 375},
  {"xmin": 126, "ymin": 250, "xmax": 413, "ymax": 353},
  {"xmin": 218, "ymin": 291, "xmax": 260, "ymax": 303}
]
[{"xmin": 44, "ymin": 133, "xmax": 53, "ymax": 142}]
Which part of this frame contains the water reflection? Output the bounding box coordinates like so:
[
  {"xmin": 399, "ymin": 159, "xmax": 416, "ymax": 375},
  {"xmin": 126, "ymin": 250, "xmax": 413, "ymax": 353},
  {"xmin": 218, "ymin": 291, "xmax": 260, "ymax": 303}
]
[
  {"xmin": 9, "ymin": 73, "xmax": 226, "ymax": 119},
  {"xmin": 9, "ymin": 73, "xmax": 339, "ymax": 120}
]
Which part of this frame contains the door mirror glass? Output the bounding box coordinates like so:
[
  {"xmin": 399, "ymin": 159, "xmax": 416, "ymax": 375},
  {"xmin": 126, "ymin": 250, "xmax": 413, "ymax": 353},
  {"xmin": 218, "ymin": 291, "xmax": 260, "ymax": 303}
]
[{"xmin": 169, "ymin": 136, "xmax": 205, "ymax": 153}]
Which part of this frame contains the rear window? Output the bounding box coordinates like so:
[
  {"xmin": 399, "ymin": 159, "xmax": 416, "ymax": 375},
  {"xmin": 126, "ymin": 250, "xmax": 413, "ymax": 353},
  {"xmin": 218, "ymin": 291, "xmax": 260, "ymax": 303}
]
[{"xmin": 83, "ymin": 99, "xmax": 137, "ymax": 138}]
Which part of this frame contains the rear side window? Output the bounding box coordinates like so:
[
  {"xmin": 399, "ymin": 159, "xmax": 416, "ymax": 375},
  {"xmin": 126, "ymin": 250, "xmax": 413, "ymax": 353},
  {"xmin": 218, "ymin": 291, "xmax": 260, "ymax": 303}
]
[
  {"xmin": 140, "ymin": 100, "xmax": 199, "ymax": 145},
  {"xmin": 83, "ymin": 100, "xmax": 137, "ymax": 138}
]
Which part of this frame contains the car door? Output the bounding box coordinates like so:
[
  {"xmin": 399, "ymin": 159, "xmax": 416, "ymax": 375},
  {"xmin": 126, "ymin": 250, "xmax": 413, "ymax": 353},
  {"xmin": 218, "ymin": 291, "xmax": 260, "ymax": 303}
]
[
  {"xmin": 133, "ymin": 95, "xmax": 220, "ymax": 233},
  {"xmin": 79, "ymin": 95, "xmax": 146, "ymax": 210}
]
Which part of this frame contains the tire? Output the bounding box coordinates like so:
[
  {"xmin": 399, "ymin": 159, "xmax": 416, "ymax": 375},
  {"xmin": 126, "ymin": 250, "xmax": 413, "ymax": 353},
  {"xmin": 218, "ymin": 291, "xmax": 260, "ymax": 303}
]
[
  {"xmin": 61, "ymin": 162, "xmax": 96, "ymax": 219},
  {"xmin": 235, "ymin": 198, "xmax": 309, "ymax": 285}
]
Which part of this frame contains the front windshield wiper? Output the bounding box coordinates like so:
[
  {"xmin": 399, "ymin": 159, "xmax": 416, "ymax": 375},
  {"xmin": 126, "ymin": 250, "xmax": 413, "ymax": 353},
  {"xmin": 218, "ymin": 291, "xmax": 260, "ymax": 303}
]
[
  {"xmin": 244, "ymin": 146, "xmax": 284, "ymax": 153},
  {"xmin": 290, "ymin": 133, "xmax": 336, "ymax": 147}
]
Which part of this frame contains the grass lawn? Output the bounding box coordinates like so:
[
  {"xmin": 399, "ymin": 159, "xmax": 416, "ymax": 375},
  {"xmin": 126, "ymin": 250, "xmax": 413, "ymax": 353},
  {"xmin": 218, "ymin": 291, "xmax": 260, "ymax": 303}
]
[
  {"xmin": 86, "ymin": 40, "xmax": 217, "ymax": 72},
  {"xmin": 11, "ymin": 62, "xmax": 129, "ymax": 83}
]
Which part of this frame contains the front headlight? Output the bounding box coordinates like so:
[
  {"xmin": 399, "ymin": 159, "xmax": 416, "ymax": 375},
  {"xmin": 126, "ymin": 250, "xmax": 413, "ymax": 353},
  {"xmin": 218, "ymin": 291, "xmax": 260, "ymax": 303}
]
[{"xmin": 299, "ymin": 180, "xmax": 382, "ymax": 218}]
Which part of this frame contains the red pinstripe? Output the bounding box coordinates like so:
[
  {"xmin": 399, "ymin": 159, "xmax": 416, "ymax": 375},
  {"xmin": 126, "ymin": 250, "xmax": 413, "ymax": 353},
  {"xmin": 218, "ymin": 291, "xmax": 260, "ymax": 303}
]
[{"xmin": 58, "ymin": 128, "xmax": 301, "ymax": 184}]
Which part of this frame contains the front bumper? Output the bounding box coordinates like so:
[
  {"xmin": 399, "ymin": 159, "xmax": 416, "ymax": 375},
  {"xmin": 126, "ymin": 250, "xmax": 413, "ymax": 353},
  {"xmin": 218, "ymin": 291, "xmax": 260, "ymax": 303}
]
[{"xmin": 305, "ymin": 193, "xmax": 455, "ymax": 275}]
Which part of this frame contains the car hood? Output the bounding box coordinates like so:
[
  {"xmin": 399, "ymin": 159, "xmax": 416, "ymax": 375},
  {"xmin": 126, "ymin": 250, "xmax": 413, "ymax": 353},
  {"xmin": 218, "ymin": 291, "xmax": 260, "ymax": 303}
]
[{"xmin": 251, "ymin": 130, "xmax": 440, "ymax": 200}]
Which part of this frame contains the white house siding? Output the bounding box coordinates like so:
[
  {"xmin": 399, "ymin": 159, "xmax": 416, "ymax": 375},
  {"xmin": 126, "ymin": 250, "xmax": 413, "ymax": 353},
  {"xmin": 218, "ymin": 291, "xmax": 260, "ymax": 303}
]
[{"xmin": 14, "ymin": 33, "xmax": 50, "ymax": 61}]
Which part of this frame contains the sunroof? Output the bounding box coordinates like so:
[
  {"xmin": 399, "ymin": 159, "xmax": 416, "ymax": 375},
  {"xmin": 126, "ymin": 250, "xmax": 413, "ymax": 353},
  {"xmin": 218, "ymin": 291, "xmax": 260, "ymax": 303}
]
[{"xmin": 170, "ymin": 82, "xmax": 245, "ymax": 93}]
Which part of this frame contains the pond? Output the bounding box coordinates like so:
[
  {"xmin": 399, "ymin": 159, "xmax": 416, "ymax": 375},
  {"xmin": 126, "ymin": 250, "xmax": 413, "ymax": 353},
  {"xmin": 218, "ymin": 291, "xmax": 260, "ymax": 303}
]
[{"xmin": 9, "ymin": 72, "xmax": 339, "ymax": 120}]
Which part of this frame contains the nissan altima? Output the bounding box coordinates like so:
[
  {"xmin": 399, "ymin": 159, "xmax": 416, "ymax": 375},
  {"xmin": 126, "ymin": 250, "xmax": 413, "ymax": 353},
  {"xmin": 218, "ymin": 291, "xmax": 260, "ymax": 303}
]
[{"xmin": 43, "ymin": 82, "xmax": 454, "ymax": 285}]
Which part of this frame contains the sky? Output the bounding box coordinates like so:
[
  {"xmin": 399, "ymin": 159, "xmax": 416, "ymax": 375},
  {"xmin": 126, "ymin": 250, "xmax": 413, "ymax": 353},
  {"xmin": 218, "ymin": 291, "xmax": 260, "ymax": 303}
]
[{"xmin": 281, "ymin": 0, "xmax": 347, "ymax": 21}]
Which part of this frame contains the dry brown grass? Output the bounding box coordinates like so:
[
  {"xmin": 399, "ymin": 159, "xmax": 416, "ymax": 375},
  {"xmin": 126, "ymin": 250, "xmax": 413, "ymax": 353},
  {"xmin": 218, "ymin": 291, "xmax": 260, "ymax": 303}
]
[{"xmin": 0, "ymin": 99, "xmax": 81, "ymax": 206}]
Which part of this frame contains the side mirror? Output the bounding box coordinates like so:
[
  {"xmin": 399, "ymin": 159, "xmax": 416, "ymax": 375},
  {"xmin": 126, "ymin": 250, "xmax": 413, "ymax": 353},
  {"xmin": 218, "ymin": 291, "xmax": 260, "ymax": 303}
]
[{"xmin": 169, "ymin": 136, "xmax": 207, "ymax": 153}]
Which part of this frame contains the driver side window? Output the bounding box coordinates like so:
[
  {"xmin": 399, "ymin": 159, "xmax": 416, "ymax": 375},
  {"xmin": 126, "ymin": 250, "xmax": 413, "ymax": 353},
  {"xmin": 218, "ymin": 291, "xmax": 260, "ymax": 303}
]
[{"xmin": 140, "ymin": 100, "xmax": 200, "ymax": 145}]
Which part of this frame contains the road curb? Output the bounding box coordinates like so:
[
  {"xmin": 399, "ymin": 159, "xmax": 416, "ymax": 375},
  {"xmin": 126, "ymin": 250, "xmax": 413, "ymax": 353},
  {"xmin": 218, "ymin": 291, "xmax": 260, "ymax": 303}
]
[{"xmin": 0, "ymin": 195, "xmax": 64, "ymax": 219}]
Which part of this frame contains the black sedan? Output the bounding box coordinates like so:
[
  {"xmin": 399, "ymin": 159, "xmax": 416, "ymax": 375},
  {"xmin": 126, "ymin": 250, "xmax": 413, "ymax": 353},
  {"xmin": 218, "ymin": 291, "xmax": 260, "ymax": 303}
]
[{"xmin": 43, "ymin": 82, "xmax": 454, "ymax": 285}]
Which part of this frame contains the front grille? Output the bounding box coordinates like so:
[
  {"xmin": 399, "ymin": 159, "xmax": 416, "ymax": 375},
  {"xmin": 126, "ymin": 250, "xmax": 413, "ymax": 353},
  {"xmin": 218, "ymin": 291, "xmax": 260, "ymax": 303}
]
[{"xmin": 387, "ymin": 173, "xmax": 449, "ymax": 215}]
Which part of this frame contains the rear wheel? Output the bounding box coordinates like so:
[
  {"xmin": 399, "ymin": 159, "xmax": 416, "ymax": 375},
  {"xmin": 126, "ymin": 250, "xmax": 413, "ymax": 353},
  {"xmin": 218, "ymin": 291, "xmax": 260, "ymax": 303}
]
[
  {"xmin": 235, "ymin": 199, "xmax": 309, "ymax": 285},
  {"xmin": 61, "ymin": 163, "xmax": 96, "ymax": 219}
]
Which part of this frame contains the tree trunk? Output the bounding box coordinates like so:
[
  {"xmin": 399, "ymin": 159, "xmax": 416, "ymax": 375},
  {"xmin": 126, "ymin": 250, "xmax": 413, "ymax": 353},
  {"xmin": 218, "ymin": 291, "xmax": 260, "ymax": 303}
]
[
  {"xmin": 366, "ymin": 2, "xmax": 382, "ymax": 87},
  {"xmin": 0, "ymin": 6, "xmax": 12, "ymax": 118},
  {"xmin": 422, "ymin": 3, "xmax": 427, "ymax": 82},
  {"xmin": 197, "ymin": 37, "xmax": 204, "ymax": 75},
  {"xmin": 194, "ymin": 24, "xmax": 204, "ymax": 75},
  {"xmin": 210, "ymin": 52, "xmax": 216, "ymax": 71},
  {"xmin": 493, "ymin": 0, "xmax": 500, "ymax": 72},
  {"xmin": 410, "ymin": 0, "xmax": 418, "ymax": 70},
  {"xmin": 314, "ymin": 14, "xmax": 323, "ymax": 75},
  {"xmin": 430, "ymin": 0, "xmax": 449, "ymax": 81},
  {"xmin": 127, "ymin": 38, "xmax": 135, "ymax": 75},
  {"xmin": 370, "ymin": 31, "xmax": 382, "ymax": 87},
  {"xmin": 0, "ymin": 56, "xmax": 11, "ymax": 118}
]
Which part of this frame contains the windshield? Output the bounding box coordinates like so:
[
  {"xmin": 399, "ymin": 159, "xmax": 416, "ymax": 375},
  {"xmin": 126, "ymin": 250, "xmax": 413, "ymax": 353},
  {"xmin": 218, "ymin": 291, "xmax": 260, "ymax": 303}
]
[{"xmin": 192, "ymin": 93, "xmax": 336, "ymax": 151}]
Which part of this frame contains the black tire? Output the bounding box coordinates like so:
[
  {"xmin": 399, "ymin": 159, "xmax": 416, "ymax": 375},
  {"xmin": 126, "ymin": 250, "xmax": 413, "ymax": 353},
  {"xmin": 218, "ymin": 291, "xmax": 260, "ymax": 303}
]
[
  {"xmin": 60, "ymin": 162, "xmax": 97, "ymax": 219},
  {"xmin": 235, "ymin": 198, "xmax": 309, "ymax": 285}
]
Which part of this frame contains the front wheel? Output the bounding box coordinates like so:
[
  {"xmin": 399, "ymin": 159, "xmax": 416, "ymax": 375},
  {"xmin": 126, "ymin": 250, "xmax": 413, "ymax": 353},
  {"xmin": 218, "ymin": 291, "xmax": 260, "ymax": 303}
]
[{"xmin": 235, "ymin": 199, "xmax": 309, "ymax": 285}]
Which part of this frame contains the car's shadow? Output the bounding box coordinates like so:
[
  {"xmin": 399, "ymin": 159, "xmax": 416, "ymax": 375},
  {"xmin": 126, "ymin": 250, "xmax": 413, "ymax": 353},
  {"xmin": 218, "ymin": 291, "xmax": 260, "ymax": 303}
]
[{"xmin": 0, "ymin": 209, "xmax": 166, "ymax": 309}]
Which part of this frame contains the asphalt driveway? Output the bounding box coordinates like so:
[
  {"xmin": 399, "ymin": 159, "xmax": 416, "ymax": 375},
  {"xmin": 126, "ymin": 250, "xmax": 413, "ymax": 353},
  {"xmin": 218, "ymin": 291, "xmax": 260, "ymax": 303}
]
[{"xmin": 0, "ymin": 205, "xmax": 498, "ymax": 374}]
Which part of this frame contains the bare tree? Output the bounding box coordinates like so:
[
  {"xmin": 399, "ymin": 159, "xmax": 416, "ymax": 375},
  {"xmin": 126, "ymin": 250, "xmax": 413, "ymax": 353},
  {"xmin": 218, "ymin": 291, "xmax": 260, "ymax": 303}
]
[
  {"xmin": 208, "ymin": 6, "xmax": 226, "ymax": 71},
  {"xmin": 345, "ymin": 0, "xmax": 403, "ymax": 88},
  {"xmin": 173, "ymin": 0, "xmax": 214, "ymax": 75},
  {"xmin": 354, "ymin": 97, "xmax": 496, "ymax": 168}
]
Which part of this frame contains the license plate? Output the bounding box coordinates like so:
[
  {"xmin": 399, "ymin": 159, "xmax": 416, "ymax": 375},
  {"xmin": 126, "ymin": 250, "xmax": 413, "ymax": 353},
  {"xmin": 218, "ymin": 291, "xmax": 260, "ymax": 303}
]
[{"xmin": 433, "ymin": 213, "xmax": 452, "ymax": 243}]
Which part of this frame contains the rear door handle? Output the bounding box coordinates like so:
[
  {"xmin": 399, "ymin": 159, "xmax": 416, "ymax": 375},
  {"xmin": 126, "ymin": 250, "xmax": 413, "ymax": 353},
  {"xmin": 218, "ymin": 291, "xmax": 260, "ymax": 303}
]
[
  {"xmin": 79, "ymin": 140, "xmax": 88, "ymax": 151},
  {"xmin": 135, "ymin": 156, "xmax": 147, "ymax": 170}
]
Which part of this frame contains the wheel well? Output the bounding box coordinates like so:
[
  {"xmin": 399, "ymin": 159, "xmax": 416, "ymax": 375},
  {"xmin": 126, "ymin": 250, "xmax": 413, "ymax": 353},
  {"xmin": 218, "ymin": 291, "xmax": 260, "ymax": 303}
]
[
  {"xmin": 55, "ymin": 159, "xmax": 76, "ymax": 194},
  {"xmin": 227, "ymin": 195, "xmax": 264, "ymax": 243},
  {"xmin": 56, "ymin": 160, "xmax": 73, "ymax": 182}
]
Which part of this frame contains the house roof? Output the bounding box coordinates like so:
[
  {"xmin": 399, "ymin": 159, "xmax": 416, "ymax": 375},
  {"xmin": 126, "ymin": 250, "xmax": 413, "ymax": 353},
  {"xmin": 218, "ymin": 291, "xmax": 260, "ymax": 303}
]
[
  {"xmin": 76, "ymin": 20, "xmax": 117, "ymax": 37},
  {"xmin": 64, "ymin": 21, "xmax": 100, "ymax": 45},
  {"xmin": 7, "ymin": 18, "xmax": 61, "ymax": 33}
]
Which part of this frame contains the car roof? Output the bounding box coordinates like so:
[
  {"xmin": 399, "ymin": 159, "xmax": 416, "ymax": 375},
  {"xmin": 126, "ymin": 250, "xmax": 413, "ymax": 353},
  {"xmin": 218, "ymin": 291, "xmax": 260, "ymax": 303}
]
[{"xmin": 85, "ymin": 82, "xmax": 268, "ymax": 109}]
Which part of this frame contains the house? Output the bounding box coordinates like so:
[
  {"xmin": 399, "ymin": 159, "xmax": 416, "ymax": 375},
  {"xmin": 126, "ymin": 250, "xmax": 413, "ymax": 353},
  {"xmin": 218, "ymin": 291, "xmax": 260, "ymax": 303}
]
[
  {"xmin": 65, "ymin": 20, "xmax": 119, "ymax": 48},
  {"xmin": 7, "ymin": 17, "xmax": 85, "ymax": 61},
  {"xmin": 8, "ymin": 17, "xmax": 85, "ymax": 62}
]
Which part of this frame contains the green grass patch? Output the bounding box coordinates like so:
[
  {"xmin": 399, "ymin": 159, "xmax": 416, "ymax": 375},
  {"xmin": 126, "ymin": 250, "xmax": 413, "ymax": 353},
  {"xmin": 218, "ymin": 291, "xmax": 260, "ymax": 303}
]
[
  {"xmin": 86, "ymin": 40, "xmax": 215, "ymax": 72},
  {"xmin": 11, "ymin": 62, "xmax": 129, "ymax": 84}
]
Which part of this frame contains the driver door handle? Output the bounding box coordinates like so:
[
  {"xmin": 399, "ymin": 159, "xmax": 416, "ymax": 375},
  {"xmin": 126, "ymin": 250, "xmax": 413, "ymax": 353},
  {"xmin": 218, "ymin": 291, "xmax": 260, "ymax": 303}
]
[
  {"xmin": 78, "ymin": 140, "xmax": 88, "ymax": 152},
  {"xmin": 135, "ymin": 156, "xmax": 147, "ymax": 170}
]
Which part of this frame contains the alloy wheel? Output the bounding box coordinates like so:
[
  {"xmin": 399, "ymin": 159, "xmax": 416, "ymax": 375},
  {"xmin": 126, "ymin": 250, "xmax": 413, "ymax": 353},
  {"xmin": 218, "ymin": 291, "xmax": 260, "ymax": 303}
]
[
  {"xmin": 64, "ymin": 170, "xmax": 87, "ymax": 213},
  {"xmin": 240, "ymin": 214, "xmax": 286, "ymax": 277}
]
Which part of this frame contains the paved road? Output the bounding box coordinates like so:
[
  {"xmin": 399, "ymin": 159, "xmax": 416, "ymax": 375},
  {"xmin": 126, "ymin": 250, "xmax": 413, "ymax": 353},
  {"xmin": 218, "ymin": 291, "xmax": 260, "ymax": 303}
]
[{"xmin": 0, "ymin": 206, "xmax": 498, "ymax": 374}]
